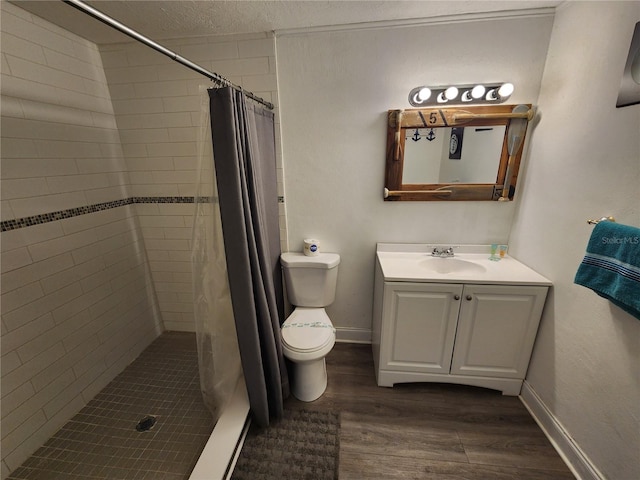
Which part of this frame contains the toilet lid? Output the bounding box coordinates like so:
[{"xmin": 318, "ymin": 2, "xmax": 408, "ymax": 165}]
[{"xmin": 281, "ymin": 308, "xmax": 335, "ymax": 353}]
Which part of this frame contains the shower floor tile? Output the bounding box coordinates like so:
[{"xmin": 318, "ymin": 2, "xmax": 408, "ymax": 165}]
[{"xmin": 7, "ymin": 332, "xmax": 214, "ymax": 480}]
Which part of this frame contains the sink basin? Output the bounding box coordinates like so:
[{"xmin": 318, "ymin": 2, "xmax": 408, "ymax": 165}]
[{"xmin": 419, "ymin": 257, "xmax": 487, "ymax": 274}]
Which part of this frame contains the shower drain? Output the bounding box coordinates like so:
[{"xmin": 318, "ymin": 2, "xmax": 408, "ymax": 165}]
[{"xmin": 136, "ymin": 415, "xmax": 157, "ymax": 432}]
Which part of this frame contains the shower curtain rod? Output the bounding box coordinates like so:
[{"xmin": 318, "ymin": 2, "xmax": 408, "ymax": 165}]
[{"xmin": 62, "ymin": 0, "xmax": 275, "ymax": 110}]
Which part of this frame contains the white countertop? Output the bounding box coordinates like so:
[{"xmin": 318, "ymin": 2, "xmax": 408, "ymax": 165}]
[{"xmin": 377, "ymin": 243, "xmax": 552, "ymax": 286}]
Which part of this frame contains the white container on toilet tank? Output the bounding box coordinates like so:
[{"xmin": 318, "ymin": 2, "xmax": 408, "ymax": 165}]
[{"xmin": 303, "ymin": 238, "xmax": 320, "ymax": 256}]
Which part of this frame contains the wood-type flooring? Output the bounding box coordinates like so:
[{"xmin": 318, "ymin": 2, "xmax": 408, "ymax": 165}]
[{"xmin": 284, "ymin": 342, "xmax": 575, "ymax": 480}]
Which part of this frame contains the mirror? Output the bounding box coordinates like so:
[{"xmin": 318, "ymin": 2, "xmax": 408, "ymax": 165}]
[
  {"xmin": 384, "ymin": 104, "xmax": 533, "ymax": 201},
  {"xmin": 402, "ymin": 125, "xmax": 506, "ymax": 184}
]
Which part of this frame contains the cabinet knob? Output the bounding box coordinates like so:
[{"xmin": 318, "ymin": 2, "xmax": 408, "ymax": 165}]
[
  {"xmin": 466, "ymin": 295, "xmax": 472, "ymax": 301},
  {"xmin": 454, "ymin": 295, "xmax": 460, "ymax": 300}
]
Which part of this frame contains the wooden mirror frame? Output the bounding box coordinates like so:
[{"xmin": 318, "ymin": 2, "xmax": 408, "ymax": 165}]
[{"xmin": 384, "ymin": 104, "xmax": 533, "ymax": 201}]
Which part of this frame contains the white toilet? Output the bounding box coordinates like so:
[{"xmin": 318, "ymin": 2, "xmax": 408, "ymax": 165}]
[{"xmin": 280, "ymin": 252, "xmax": 340, "ymax": 402}]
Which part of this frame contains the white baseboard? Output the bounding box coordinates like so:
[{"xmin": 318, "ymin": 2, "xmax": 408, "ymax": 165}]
[
  {"xmin": 520, "ymin": 381, "xmax": 605, "ymax": 480},
  {"xmin": 335, "ymin": 327, "xmax": 371, "ymax": 344}
]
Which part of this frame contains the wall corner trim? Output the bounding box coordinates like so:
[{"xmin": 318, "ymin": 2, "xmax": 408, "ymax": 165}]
[{"xmin": 519, "ymin": 381, "xmax": 606, "ymax": 480}]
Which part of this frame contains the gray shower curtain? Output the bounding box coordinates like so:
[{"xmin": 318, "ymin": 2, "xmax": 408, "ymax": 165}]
[{"xmin": 208, "ymin": 87, "xmax": 289, "ymax": 427}]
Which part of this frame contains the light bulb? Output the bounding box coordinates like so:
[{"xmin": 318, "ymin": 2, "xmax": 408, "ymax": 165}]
[
  {"xmin": 444, "ymin": 86, "xmax": 459, "ymax": 100},
  {"xmin": 471, "ymin": 85, "xmax": 486, "ymax": 99},
  {"xmin": 486, "ymin": 89, "xmax": 498, "ymax": 101},
  {"xmin": 461, "ymin": 90, "xmax": 473, "ymax": 102},
  {"xmin": 437, "ymin": 92, "xmax": 448, "ymax": 103},
  {"xmin": 417, "ymin": 87, "xmax": 431, "ymax": 101},
  {"xmin": 498, "ymin": 83, "xmax": 514, "ymax": 98}
]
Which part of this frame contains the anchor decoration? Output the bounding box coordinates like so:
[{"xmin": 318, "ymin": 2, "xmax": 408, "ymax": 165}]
[
  {"xmin": 407, "ymin": 128, "xmax": 436, "ymax": 142},
  {"xmin": 425, "ymin": 128, "xmax": 436, "ymax": 141}
]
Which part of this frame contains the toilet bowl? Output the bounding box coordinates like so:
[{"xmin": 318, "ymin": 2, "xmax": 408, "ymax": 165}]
[
  {"xmin": 281, "ymin": 307, "xmax": 336, "ymax": 402},
  {"xmin": 280, "ymin": 252, "xmax": 340, "ymax": 402}
]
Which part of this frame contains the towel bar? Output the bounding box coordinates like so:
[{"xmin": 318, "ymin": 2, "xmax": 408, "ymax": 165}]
[
  {"xmin": 587, "ymin": 216, "xmax": 616, "ymax": 225},
  {"xmin": 384, "ymin": 187, "xmax": 452, "ymax": 198}
]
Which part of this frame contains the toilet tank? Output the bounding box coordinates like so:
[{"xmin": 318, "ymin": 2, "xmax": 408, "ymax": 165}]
[{"xmin": 280, "ymin": 252, "xmax": 340, "ymax": 307}]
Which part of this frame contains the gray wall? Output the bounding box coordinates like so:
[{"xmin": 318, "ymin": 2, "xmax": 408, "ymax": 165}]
[{"xmin": 509, "ymin": 2, "xmax": 640, "ymax": 478}]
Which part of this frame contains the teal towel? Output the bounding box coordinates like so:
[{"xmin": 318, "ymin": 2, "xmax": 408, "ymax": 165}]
[{"xmin": 574, "ymin": 221, "xmax": 640, "ymax": 320}]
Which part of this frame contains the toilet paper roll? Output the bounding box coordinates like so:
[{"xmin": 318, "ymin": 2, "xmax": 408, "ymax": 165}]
[{"xmin": 303, "ymin": 239, "xmax": 320, "ymax": 256}]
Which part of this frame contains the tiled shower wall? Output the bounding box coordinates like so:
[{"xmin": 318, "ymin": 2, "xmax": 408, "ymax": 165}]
[
  {"xmin": 1, "ymin": 2, "xmax": 286, "ymax": 477},
  {"xmin": 99, "ymin": 29, "xmax": 286, "ymax": 331},
  {"xmin": 0, "ymin": 2, "xmax": 163, "ymax": 477}
]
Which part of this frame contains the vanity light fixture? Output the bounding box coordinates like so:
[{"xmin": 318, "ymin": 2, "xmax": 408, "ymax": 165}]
[{"xmin": 408, "ymin": 82, "xmax": 514, "ymax": 107}]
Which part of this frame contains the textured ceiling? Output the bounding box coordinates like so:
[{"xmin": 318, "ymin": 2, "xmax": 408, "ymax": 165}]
[{"xmin": 13, "ymin": 0, "xmax": 561, "ymax": 44}]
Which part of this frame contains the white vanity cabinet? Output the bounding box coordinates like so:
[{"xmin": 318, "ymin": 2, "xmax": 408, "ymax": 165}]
[{"xmin": 372, "ymin": 244, "xmax": 552, "ymax": 396}]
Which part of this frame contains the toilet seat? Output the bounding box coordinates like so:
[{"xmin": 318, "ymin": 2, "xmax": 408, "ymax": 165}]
[{"xmin": 281, "ymin": 308, "xmax": 335, "ymax": 354}]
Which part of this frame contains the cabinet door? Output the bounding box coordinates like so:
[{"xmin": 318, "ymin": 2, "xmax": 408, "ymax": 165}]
[
  {"xmin": 381, "ymin": 283, "xmax": 463, "ymax": 374},
  {"xmin": 451, "ymin": 285, "xmax": 548, "ymax": 379}
]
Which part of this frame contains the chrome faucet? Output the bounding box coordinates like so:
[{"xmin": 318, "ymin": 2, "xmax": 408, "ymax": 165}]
[{"xmin": 431, "ymin": 246, "xmax": 456, "ymax": 257}]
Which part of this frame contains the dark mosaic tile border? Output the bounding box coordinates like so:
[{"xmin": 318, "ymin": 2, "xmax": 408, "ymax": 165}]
[{"xmin": 1, "ymin": 196, "xmax": 212, "ymax": 232}]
